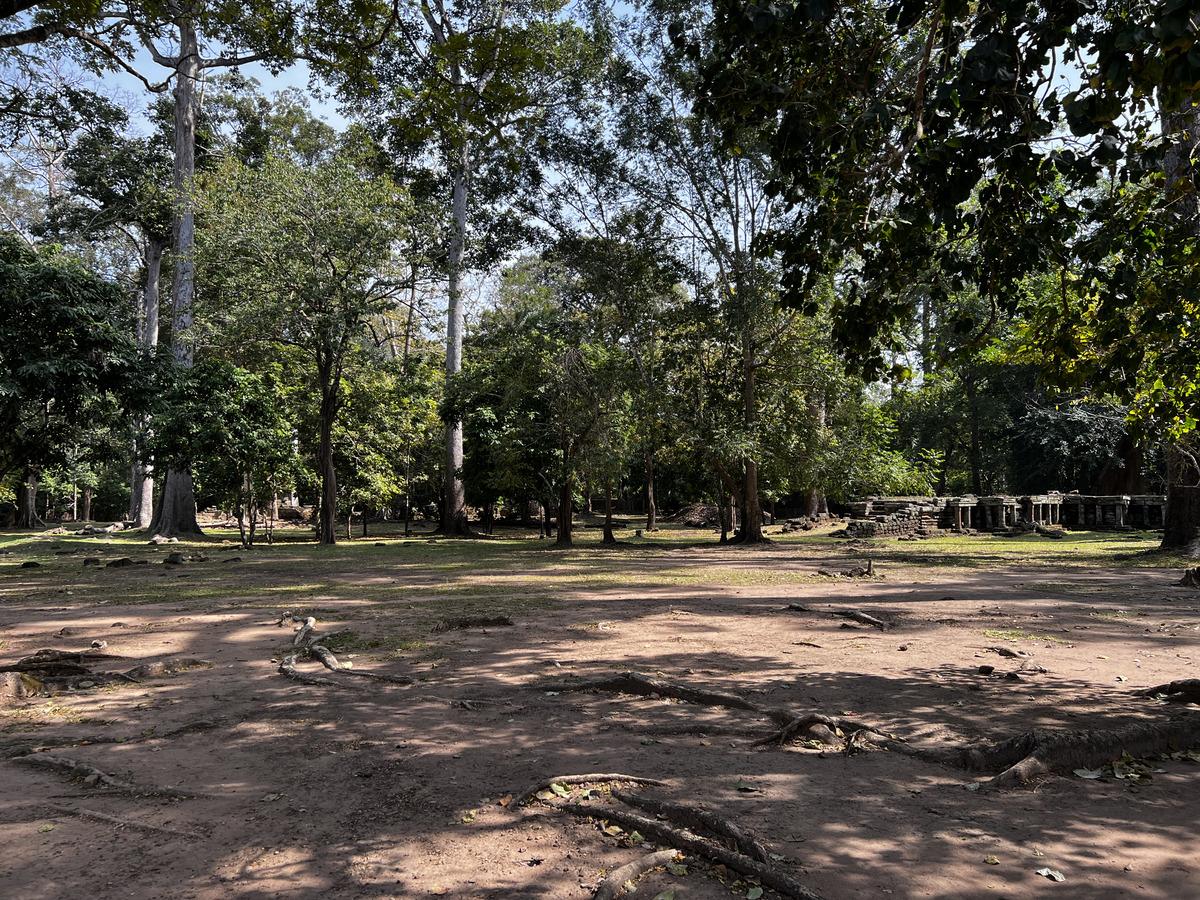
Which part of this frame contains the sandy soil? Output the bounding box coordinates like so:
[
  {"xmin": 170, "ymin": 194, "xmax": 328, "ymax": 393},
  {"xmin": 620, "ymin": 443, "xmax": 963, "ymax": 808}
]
[{"xmin": 1, "ymin": 532, "xmax": 1198, "ymax": 900}]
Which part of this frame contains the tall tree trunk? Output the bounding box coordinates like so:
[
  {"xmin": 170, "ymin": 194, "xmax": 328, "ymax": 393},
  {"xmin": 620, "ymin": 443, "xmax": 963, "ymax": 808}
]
[
  {"xmin": 129, "ymin": 237, "xmax": 164, "ymax": 528},
  {"xmin": 1161, "ymin": 101, "xmax": 1200, "ymax": 550},
  {"xmin": 967, "ymin": 374, "xmax": 983, "ymax": 495},
  {"xmin": 602, "ymin": 481, "xmax": 616, "ymax": 545},
  {"xmin": 80, "ymin": 488, "xmax": 92, "ymax": 524},
  {"xmin": 152, "ymin": 19, "xmax": 202, "ymax": 538},
  {"xmin": 644, "ymin": 450, "xmax": 657, "ymax": 531},
  {"xmin": 318, "ymin": 376, "xmax": 338, "ymax": 545},
  {"xmin": 14, "ymin": 469, "xmax": 42, "ymax": 529},
  {"xmin": 556, "ymin": 476, "xmax": 574, "ymax": 548},
  {"xmin": 802, "ymin": 393, "xmax": 827, "ymax": 518},
  {"xmin": 441, "ymin": 138, "xmax": 471, "ymax": 536},
  {"xmin": 738, "ymin": 327, "xmax": 766, "ymax": 543}
]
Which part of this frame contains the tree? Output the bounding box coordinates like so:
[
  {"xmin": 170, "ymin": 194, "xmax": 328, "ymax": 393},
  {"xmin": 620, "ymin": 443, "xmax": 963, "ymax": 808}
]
[
  {"xmin": 459, "ymin": 255, "xmax": 626, "ymax": 547},
  {"xmin": 0, "ymin": 233, "xmax": 139, "ymax": 526},
  {"xmin": 195, "ymin": 151, "xmax": 413, "ymax": 544},
  {"xmin": 149, "ymin": 359, "xmax": 294, "ymax": 545},
  {"xmin": 45, "ymin": 90, "xmax": 176, "ymax": 526},
  {"xmin": 327, "ymin": 0, "xmax": 605, "ymax": 535},
  {"xmin": 693, "ymin": 0, "xmax": 1200, "ymax": 541}
]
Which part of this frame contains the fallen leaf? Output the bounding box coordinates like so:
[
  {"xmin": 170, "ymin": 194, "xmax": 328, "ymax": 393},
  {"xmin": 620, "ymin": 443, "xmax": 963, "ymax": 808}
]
[
  {"xmin": 550, "ymin": 782, "xmax": 570, "ymax": 798},
  {"xmin": 629, "ymin": 831, "xmax": 644, "ymax": 844},
  {"xmin": 654, "ymin": 890, "xmax": 677, "ymax": 900},
  {"xmin": 984, "ymin": 855, "xmax": 1000, "ymax": 865},
  {"xmin": 262, "ymin": 793, "xmax": 283, "ymax": 802},
  {"xmin": 748, "ymin": 888, "xmax": 765, "ymax": 899},
  {"xmin": 964, "ymin": 782, "xmax": 981, "ymax": 791},
  {"xmin": 38, "ymin": 824, "xmax": 54, "ymax": 833},
  {"xmin": 1073, "ymin": 768, "xmax": 1104, "ymax": 779},
  {"xmin": 498, "ymin": 794, "xmax": 512, "ymax": 807},
  {"xmin": 735, "ymin": 779, "xmax": 762, "ymax": 792},
  {"xmin": 535, "ymin": 789, "xmax": 555, "ymax": 801},
  {"xmin": 666, "ymin": 863, "xmax": 688, "ymax": 875},
  {"xmin": 604, "ymin": 825, "xmax": 624, "ymax": 837},
  {"xmin": 1036, "ymin": 867, "xmax": 1066, "ymax": 882}
]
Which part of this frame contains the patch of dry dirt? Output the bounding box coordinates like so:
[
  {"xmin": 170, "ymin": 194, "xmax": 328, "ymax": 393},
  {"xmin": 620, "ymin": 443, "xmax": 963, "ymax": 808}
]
[{"xmin": 2, "ymin": 542, "xmax": 1199, "ymax": 899}]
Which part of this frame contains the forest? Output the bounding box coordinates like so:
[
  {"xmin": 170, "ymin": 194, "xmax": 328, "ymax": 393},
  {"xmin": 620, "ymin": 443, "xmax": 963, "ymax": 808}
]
[{"xmin": 1, "ymin": 0, "xmax": 1195, "ymax": 549}]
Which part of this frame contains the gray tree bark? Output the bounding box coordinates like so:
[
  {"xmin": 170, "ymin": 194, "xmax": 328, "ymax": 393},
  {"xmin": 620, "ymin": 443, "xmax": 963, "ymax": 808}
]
[
  {"xmin": 150, "ymin": 16, "xmax": 202, "ymax": 538},
  {"xmin": 1160, "ymin": 101, "xmax": 1200, "ymax": 551},
  {"xmin": 129, "ymin": 236, "xmax": 164, "ymax": 528}
]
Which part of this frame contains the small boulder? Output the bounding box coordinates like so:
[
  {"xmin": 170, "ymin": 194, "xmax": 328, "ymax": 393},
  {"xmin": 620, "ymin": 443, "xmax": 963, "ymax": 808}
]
[
  {"xmin": 105, "ymin": 558, "xmax": 133, "ymax": 568},
  {"xmin": 83, "ymin": 557, "xmax": 101, "ymax": 567},
  {"xmin": 163, "ymin": 552, "xmax": 186, "ymax": 565}
]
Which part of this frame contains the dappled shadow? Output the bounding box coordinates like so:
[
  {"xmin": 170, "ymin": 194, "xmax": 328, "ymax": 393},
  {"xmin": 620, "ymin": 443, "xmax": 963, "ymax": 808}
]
[{"xmin": 1, "ymin": 526, "xmax": 1198, "ymax": 899}]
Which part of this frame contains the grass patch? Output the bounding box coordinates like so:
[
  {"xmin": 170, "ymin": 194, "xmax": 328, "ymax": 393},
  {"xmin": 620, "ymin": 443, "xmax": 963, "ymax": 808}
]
[{"xmin": 982, "ymin": 628, "xmax": 1071, "ymax": 644}]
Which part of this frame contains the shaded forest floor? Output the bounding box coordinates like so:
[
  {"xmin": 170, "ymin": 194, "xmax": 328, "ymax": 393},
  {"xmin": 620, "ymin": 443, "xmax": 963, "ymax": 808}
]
[{"xmin": 1, "ymin": 522, "xmax": 1197, "ymax": 899}]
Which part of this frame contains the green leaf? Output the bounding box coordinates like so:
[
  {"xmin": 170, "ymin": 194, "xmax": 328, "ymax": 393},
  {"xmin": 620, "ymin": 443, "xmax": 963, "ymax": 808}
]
[
  {"xmin": 984, "ymin": 855, "xmax": 1000, "ymax": 865},
  {"xmin": 549, "ymin": 782, "xmax": 570, "ymax": 798},
  {"xmin": 38, "ymin": 824, "xmax": 54, "ymax": 833},
  {"xmin": 654, "ymin": 890, "xmax": 676, "ymax": 900},
  {"xmin": 748, "ymin": 888, "xmax": 764, "ymax": 899},
  {"xmin": 666, "ymin": 863, "xmax": 688, "ymax": 875}
]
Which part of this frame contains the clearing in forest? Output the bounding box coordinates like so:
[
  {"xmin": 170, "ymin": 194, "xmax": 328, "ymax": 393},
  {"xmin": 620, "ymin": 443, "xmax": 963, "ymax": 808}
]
[{"xmin": 0, "ymin": 523, "xmax": 1197, "ymax": 900}]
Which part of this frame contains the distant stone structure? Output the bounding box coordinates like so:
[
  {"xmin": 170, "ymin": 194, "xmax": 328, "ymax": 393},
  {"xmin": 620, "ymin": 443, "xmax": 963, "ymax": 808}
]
[{"xmin": 841, "ymin": 492, "xmax": 1166, "ymax": 538}]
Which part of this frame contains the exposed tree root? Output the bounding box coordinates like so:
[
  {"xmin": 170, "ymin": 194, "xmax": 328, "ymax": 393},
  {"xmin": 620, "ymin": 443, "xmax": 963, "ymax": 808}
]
[
  {"xmin": 432, "ymin": 615, "xmax": 515, "ymax": 633},
  {"xmin": 543, "ymin": 671, "xmax": 761, "ymax": 713},
  {"xmin": 278, "ymin": 653, "xmax": 350, "ymax": 688},
  {"xmin": 123, "ymin": 659, "xmax": 213, "ymax": 680},
  {"xmin": 515, "ymin": 773, "xmax": 665, "ymax": 806},
  {"xmin": 43, "ymin": 804, "xmax": 201, "ymax": 838},
  {"xmin": 592, "ymin": 849, "xmax": 678, "ymax": 900},
  {"xmin": 542, "ymin": 670, "xmax": 898, "ymax": 748},
  {"xmin": 12, "ymin": 754, "xmax": 203, "ymax": 798},
  {"xmin": 892, "ymin": 714, "xmax": 1200, "ymax": 789},
  {"xmin": 556, "ymin": 802, "xmax": 823, "ymax": 900},
  {"xmin": 1178, "ymin": 567, "xmax": 1200, "ymax": 587},
  {"xmin": 610, "ymin": 787, "xmax": 770, "ymax": 863},
  {"xmin": 835, "ymin": 610, "xmax": 888, "ymax": 630},
  {"xmin": 0, "ymin": 648, "xmax": 126, "ymax": 674},
  {"xmin": 538, "ymin": 670, "xmax": 1200, "ymax": 789},
  {"xmin": 276, "ymin": 618, "xmax": 412, "ymax": 688},
  {"xmin": 3, "ymin": 654, "xmax": 212, "ymax": 698},
  {"xmin": 1137, "ymin": 679, "xmax": 1200, "ymax": 704},
  {"xmin": 308, "ymin": 644, "xmax": 414, "ymax": 684}
]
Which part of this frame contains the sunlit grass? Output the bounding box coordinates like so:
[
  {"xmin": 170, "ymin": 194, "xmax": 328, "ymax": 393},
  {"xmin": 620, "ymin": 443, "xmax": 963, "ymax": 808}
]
[{"xmin": 0, "ymin": 521, "xmax": 1179, "ymax": 613}]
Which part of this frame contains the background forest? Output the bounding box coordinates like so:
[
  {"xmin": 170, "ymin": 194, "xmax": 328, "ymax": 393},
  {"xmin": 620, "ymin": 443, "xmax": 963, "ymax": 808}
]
[{"xmin": 0, "ymin": 0, "xmax": 1193, "ymax": 547}]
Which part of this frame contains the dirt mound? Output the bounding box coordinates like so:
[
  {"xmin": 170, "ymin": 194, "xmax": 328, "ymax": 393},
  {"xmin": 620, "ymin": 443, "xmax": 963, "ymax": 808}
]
[{"xmin": 663, "ymin": 502, "xmax": 721, "ymax": 526}]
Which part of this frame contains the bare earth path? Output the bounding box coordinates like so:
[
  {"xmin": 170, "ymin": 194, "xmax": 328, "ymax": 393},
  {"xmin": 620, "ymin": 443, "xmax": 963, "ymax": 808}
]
[{"xmin": 1, "ymin": 525, "xmax": 1197, "ymax": 899}]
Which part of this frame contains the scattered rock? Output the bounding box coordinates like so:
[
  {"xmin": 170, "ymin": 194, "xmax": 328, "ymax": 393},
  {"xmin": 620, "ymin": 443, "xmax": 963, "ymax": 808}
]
[
  {"xmin": 83, "ymin": 558, "xmax": 100, "ymax": 567},
  {"xmin": 163, "ymin": 552, "xmax": 186, "ymax": 565},
  {"xmin": 20, "ymin": 561, "xmax": 41, "ymax": 568},
  {"xmin": 105, "ymin": 558, "xmax": 133, "ymax": 568},
  {"xmin": 977, "ymin": 665, "xmax": 995, "ymax": 675}
]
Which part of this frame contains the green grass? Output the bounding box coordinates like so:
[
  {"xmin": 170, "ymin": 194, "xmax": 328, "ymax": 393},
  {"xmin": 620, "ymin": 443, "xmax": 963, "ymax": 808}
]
[{"xmin": 0, "ymin": 522, "xmax": 1182, "ymax": 616}]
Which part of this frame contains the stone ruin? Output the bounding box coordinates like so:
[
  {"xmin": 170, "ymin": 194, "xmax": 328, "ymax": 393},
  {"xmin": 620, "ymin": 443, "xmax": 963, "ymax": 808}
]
[{"xmin": 839, "ymin": 492, "xmax": 1166, "ymax": 539}]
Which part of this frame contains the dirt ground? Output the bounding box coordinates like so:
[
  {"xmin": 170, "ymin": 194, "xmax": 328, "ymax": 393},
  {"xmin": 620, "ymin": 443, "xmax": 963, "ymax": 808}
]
[{"xmin": 1, "ymin": 524, "xmax": 1198, "ymax": 900}]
